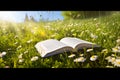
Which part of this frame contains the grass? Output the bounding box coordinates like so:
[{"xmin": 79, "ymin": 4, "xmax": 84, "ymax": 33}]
[{"xmin": 0, "ymin": 12, "xmax": 120, "ymax": 68}]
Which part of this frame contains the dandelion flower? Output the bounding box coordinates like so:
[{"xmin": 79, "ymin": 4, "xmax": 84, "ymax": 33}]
[
  {"xmin": 19, "ymin": 59, "xmax": 24, "ymax": 63},
  {"xmin": 68, "ymin": 54, "xmax": 75, "ymax": 58},
  {"xmin": 90, "ymin": 55, "xmax": 98, "ymax": 61},
  {"xmin": 74, "ymin": 57, "xmax": 86, "ymax": 62},
  {"xmin": 31, "ymin": 56, "xmax": 39, "ymax": 62},
  {"xmin": 86, "ymin": 49, "xmax": 93, "ymax": 52}
]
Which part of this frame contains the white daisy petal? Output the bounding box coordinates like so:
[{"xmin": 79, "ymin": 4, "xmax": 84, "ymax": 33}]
[
  {"xmin": 113, "ymin": 59, "xmax": 120, "ymax": 67},
  {"xmin": 24, "ymin": 50, "xmax": 28, "ymax": 54},
  {"xmin": 31, "ymin": 56, "xmax": 39, "ymax": 61},
  {"xmin": 112, "ymin": 47, "xmax": 120, "ymax": 53},
  {"xmin": 86, "ymin": 49, "xmax": 93, "ymax": 52},
  {"xmin": 18, "ymin": 53, "xmax": 23, "ymax": 59},
  {"xmin": 2, "ymin": 52, "xmax": 7, "ymax": 56},
  {"xmin": 27, "ymin": 39, "xmax": 33, "ymax": 43},
  {"xmin": 0, "ymin": 53, "xmax": 3, "ymax": 57},
  {"xmin": 101, "ymin": 49, "xmax": 108, "ymax": 53},
  {"xmin": 108, "ymin": 57, "xmax": 116, "ymax": 63},
  {"xmin": 105, "ymin": 56, "xmax": 112, "ymax": 60},
  {"xmin": 68, "ymin": 54, "xmax": 75, "ymax": 58},
  {"xmin": 106, "ymin": 66, "xmax": 114, "ymax": 68},
  {"xmin": 90, "ymin": 55, "xmax": 98, "ymax": 61},
  {"xmin": 74, "ymin": 57, "xmax": 86, "ymax": 62},
  {"xmin": 116, "ymin": 39, "xmax": 120, "ymax": 44},
  {"xmin": 19, "ymin": 59, "xmax": 24, "ymax": 63},
  {"xmin": 79, "ymin": 54, "xmax": 84, "ymax": 57}
]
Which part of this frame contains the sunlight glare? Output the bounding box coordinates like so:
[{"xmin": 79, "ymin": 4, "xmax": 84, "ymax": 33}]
[{"xmin": 0, "ymin": 11, "xmax": 16, "ymax": 22}]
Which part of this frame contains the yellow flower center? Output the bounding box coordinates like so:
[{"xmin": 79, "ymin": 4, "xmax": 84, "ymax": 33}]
[
  {"xmin": 92, "ymin": 56, "xmax": 96, "ymax": 59},
  {"xmin": 117, "ymin": 61, "xmax": 120, "ymax": 64}
]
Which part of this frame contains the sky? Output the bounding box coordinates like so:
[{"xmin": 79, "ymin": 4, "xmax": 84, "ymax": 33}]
[{"xmin": 0, "ymin": 11, "xmax": 64, "ymax": 23}]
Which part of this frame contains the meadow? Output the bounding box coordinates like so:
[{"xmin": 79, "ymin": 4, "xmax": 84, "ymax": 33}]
[{"xmin": 0, "ymin": 12, "xmax": 120, "ymax": 68}]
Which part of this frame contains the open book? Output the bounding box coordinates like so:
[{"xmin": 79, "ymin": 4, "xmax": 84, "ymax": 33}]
[{"xmin": 35, "ymin": 37, "xmax": 100, "ymax": 58}]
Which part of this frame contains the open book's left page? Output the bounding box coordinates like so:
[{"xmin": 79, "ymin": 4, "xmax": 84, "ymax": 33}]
[{"xmin": 35, "ymin": 39, "xmax": 73, "ymax": 57}]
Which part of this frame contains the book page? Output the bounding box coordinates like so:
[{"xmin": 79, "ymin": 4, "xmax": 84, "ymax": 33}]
[
  {"xmin": 35, "ymin": 39, "xmax": 73, "ymax": 57},
  {"xmin": 60, "ymin": 37, "xmax": 96, "ymax": 49}
]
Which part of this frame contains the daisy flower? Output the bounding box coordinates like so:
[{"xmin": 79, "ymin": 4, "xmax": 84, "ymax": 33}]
[
  {"xmin": 0, "ymin": 53, "xmax": 2, "ymax": 57},
  {"xmin": 2, "ymin": 52, "xmax": 7, "ymax": 56},
  {"xmin": 101, "ymin": 49, "xmax": 108, "ymax": 53},
  {"xmin": 86, "ymin": 49, "xmax": 93, "ymax": 52},
  {"xmin": 4, "ymin": 66, "xmax": 10, "ymax": 68},
  {"xmin": 113, "ymin": 59, "xmax": 120, "ymax": 67},
  {"xmin": 96, "ymin": 28, "xmax": 101, "ymax": 31},
  {"xmin": 108, "ymin": 57, "xmax": 116, "ymax": 63},
  {"xmin": 19, "ymin": 59, "xmax": 24, "ymax": 63},
  {"xmin": 112, "ymin": 47, "xmax": 120, "ymax": 53},
  {"xmin": 17, "ymin": 45, "xmax": 22, "ymax": 50},
  {"xmin": 31, "ymin": 56, "xmax": 39, "ymax": 62},
  {"xmin": 27, "ymin": 39, "xmax": 33, "ymax": 43},
  {"xmin": 18, "ymin": 53, "xmax": 23, "ymax": 59},
  {"xmin": 111, "ymin": 54, "xmax": 116, "ymax": 57},
  {"xmin": 105, "ymin": 56, "xmax": 112, "ymax": 60},
  {"xmin": 106, "ymin": 65, "xmax": 114, "ymax": 68},
  {"xmin": 24, "ymin": 50, "xmax": 28, "ymax": 54},
  {"xmin": 90, "ymin": 33, "xmax": 98, "ymax": 39},
  {"xmin": 79, "ymin": 54, "xmax": 84, "ymax": 57},
  {"xmin": 68, "ymin": 54, "xmax": 75, "ymax": 58},
  {"xmin": 116, "ymin": 39, "xmax": 120, "ymax": 44},
  {"xmin": 74, "ymin": 57, "xmax": 86, "ymax": 62},
  {"xmin": 0, "ymin": 52, "xmax": 7, "ymax": 57},
  {"xmin": 90, "ymin": 55, "xmax": 98, "ymax": 61},
  {"xmin": 8, "ymin": 48, "xmax": 12, "ymax": 51},
  {"xmin": 14, "ymin": 42, "xmax": 18, "ymax": 45}
]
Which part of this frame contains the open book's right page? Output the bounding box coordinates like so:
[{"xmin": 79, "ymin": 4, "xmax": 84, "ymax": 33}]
[{"xmin": 60, "ymin": 37, "xmax": 100, "ymax": 51}]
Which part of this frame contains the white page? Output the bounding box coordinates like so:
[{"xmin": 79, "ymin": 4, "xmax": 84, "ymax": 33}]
[
  {"xmin": 35, "ymin": 39, "xmax": 73, "ymax": 57},
  {"xmin": 60, "ymin": 37, "xmax": 93, "ymax": 49}
]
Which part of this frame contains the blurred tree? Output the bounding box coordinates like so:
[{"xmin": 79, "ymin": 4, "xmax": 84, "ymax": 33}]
[
  {"xmin": 24, "ymin": 13, "xmax": 29, "ymax": 22},
  {"xmin": 30, "ymin": 16, "xmax": 37, "ymax": 22},
  {"xmin": 62, "ymin": 11, "xmax": 113, "ymax": 20}
]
